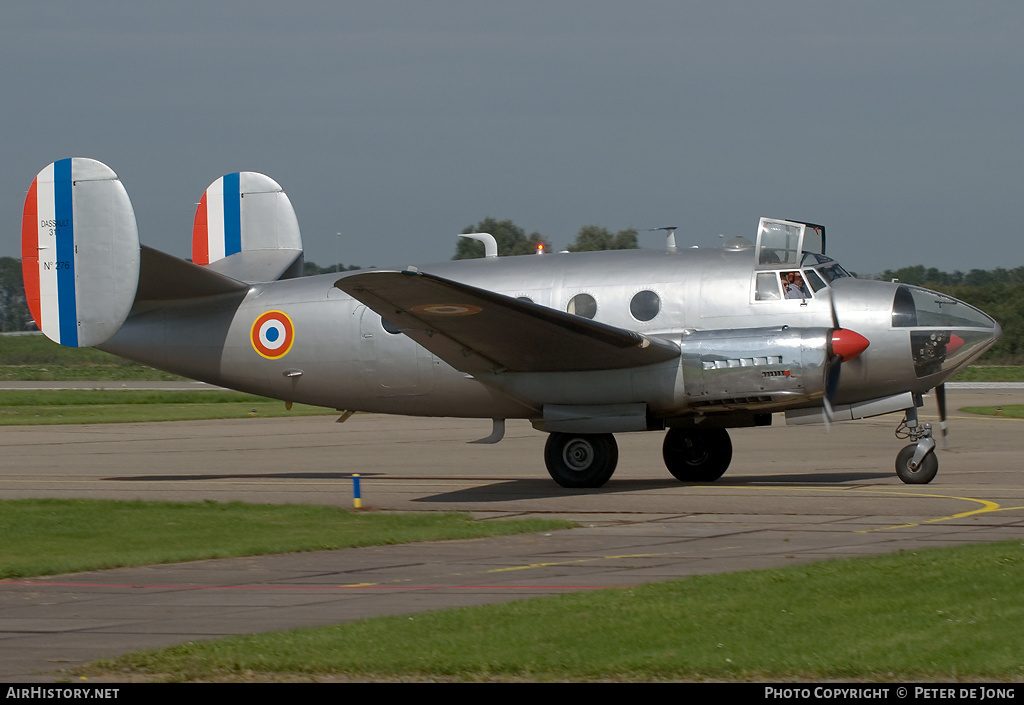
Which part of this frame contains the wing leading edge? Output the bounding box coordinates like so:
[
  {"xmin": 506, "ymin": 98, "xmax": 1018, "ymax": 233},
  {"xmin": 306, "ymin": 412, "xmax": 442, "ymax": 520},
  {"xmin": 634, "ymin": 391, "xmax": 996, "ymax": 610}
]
[{"xmin": 336, "ymin": 269, "xmax": 680, "ymax": 374}]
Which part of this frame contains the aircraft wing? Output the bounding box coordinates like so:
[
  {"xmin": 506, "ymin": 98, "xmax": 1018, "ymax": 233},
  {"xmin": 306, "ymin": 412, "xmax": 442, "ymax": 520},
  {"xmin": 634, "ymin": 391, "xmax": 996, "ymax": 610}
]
[{"xmin": 336, "ymin": 269, "xmax": 680, "ymax": 374}]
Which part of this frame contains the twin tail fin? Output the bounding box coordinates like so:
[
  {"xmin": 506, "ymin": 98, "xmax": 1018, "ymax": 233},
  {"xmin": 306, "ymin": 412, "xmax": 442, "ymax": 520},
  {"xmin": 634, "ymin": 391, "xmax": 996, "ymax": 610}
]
[
  {"xmin": 192, "ymin": 171, "xmax": 304, "ymax": 282},
  {"xmin": 21, "ymin": 158, "xmax": 140, "ymax": 347},
  {"xmin": 22, "ymin": 158, "xmax": 304, "ymax": 348}
]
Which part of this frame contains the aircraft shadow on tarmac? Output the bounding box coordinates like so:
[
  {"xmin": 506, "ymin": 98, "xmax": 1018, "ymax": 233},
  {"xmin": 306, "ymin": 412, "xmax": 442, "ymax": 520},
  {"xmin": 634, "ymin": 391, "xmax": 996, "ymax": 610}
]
[
  {"xmin": 103, "ymin": 473, "xmax": 888, "ymax": 489},
  {"xmin": 415, "ymin": 471, "xmax": 893, "ymax": 503},
  {"xmin": 103, "ymin": 472, "xmax": 385, "ymax": 482}
]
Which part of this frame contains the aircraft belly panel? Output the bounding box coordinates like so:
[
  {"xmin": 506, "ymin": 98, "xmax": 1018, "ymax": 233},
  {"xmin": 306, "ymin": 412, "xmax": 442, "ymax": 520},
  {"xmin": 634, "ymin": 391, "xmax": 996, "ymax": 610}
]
[{"xmin": 479, "ymin": 360, "xmax": 684, "ymax": 413}]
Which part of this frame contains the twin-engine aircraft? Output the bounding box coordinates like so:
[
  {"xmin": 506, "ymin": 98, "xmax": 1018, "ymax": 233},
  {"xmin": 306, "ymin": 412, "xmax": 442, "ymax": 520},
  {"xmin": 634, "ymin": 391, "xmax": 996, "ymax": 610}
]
[{"xmin": 22, "ymin": 158, "xmax": 1001, "ymax": 487}]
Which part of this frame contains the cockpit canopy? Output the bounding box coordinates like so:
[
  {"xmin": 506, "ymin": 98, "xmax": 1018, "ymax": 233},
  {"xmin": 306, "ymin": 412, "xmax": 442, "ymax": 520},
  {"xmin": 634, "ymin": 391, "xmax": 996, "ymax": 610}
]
[
  {"xmin": 752, "ymin": 218, "xmax": 849, "ymax": 301},
  {"xmin": 755, "ymin": 218, "xmax": 826, "ymax": 267}
]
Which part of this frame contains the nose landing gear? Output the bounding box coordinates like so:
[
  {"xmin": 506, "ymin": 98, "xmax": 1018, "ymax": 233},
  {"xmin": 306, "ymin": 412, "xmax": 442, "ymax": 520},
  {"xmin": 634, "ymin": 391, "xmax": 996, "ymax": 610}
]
[{"xmin": 895, "ymin": 406, "xmax": 938, "ymax": 484}]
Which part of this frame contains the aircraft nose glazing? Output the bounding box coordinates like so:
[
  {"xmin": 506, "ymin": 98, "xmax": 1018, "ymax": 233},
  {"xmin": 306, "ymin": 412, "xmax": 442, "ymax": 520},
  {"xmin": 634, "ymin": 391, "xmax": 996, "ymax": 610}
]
[{"xmin": 891, "ymin": 285, "xmax": 1001, "ymax": 379}]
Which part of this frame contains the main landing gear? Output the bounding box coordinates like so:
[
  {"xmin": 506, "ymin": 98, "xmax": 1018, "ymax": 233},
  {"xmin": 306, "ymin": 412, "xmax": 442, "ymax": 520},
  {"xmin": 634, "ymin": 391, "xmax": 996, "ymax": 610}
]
[
  {"xmin": 543, "ymin": 415, "xmax": 940, "ymax": 488},
  {"xmin": 894, "ymin": 406, "xmax": 938, "ymax": 484},
  {"xmin": 662, "ymin": 428, "xmax": 733, "ymax": 482},
  {"xmin": 543, "ymin": 428, "xmax": 735, "ymax": 488},
  {"xmin": 543, "ymin": 432, "xmax": 619, "ymax": 488}
]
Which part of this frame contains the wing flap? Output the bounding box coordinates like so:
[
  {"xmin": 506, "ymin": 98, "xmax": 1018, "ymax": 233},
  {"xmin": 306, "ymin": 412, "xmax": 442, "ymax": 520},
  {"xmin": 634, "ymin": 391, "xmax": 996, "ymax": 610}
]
[{"xmin": 335, "ymin": 270, "xmax": 679, "ymax": 374}]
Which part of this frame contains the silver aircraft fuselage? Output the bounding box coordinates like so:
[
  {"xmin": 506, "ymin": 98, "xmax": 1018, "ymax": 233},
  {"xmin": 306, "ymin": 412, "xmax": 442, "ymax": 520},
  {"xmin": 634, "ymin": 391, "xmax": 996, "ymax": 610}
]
[
  {"xmin": 26, "ymin": 157, "xmax": 1001, "ymax": 486},
  {"xmin": 102, "ymin": 240, "xmax": 1000, "ymax": 427}
]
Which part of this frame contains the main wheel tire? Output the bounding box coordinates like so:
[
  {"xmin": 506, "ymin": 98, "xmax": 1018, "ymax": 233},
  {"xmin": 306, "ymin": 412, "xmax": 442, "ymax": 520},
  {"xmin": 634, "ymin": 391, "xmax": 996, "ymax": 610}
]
[
  {"xmin": 544, "ymin": 432, "xmax": 618, "ymax": 488},
  {"xmin": 663, "ymin": 428, "xmax": 732, "ymax": 482},
  {"xmin": 895, "ymin": 444, "xmax": 938, "ymax": 484}
]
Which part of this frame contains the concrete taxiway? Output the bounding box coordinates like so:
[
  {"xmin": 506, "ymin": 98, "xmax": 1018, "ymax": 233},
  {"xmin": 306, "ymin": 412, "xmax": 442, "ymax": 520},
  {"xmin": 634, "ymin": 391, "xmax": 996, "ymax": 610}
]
[{"xmin": 1, "ymin": 388, "xmax": 1023, "ymax": 681}]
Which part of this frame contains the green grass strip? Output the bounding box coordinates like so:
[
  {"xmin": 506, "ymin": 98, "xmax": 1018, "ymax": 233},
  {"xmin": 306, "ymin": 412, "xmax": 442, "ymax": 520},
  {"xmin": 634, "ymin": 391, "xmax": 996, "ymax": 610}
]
[
  {"xmin": 0, "ymin": 335, "xmax": 183, "ymax": 381},
  {"xmin": 89, "ymin": 541, "xmax": 1024, "ymax": 682},
  {"xmin": 953, "ymin": 366, "xmax": 1024, "ymax": 382},
  {"xmin": 0, "ymin": 390, "xmax": 334, "ymax": 424},
  {"xmin": 0, "ymin": 499, "xmax": 572, "ymax": 579},
  {"xmin": 962, "ymin": 405, "xmax": 1024, "ymax": 419},
  {"xmin": 0, "ymin": 365, "xmax": 185, "ymax": 382}
]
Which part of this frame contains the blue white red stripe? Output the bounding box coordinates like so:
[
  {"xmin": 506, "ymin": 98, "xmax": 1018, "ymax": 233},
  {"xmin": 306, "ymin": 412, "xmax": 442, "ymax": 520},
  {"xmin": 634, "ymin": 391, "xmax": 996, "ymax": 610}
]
[
  {"xmin": 22, "ymin": 159, "xmax": 78, "ymax": 346},
  {"xmin": 192, "ymin": 173, "xmax": 242, "ymax": 265}
]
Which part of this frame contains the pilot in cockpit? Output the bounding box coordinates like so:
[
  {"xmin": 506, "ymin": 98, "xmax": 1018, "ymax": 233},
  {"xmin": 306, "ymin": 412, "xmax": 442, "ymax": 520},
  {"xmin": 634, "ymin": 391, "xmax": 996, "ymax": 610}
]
[{"xmin": 782, "ymin": 271, "xmax": 808, "ymax": 299}]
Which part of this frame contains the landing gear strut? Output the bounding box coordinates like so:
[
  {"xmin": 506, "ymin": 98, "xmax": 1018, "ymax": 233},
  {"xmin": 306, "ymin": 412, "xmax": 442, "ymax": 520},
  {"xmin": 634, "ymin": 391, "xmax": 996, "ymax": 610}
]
[
  {"xmin": 663, "ymin": 428, "xmax": 733, "ymax": 482},
  {"xmin": 544, "ymin": 432, "xmax": 618, "ymax": 488},
  {"xmin": 895, "ymin": 406, "xmax": 938, "ymax": 484}
]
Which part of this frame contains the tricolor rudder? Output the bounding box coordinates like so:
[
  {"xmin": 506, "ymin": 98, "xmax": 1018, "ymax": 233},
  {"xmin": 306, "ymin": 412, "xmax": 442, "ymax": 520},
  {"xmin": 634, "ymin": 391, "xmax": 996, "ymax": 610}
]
[
  {"xmin": 192, "ymin": 171, "xmax": 302, "ymax": 267},
  {"xmin": 21, "ymin": 158, "xmax": 140, "ymax": 348}
]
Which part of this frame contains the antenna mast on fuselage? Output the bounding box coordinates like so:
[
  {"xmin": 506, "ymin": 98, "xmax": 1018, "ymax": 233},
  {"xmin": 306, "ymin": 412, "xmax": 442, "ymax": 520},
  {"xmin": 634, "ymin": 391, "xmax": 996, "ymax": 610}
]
[{"xmin": 647, "ymin": 226, "xmax": 678, "ymax": 252}]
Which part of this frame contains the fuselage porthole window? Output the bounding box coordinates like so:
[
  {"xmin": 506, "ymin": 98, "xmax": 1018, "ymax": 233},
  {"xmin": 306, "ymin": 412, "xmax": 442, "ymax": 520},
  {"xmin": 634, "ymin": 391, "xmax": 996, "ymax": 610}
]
[
  {"xmin": 630, "ymin": 290, "xmax": 661, "ymax": 322},
  {"xmin": 567, "ymin": 293, "xmax": 597, "ymax": 319}
]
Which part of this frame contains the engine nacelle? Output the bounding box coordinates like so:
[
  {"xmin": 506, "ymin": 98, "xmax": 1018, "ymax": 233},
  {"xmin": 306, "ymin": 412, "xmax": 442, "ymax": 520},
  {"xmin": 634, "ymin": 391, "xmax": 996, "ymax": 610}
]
[{"xmin": 680, "ymin": 326, "xmax": 833, "ymax": 411}]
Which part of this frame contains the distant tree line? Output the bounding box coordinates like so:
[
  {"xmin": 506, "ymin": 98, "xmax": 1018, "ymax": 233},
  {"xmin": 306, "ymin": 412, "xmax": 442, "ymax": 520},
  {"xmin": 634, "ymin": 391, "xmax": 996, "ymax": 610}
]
[
  {"xmin": 876, "ymin": 265, "xmax": 1024, "ymax": 289},
  {"xmin": 0, "ymin": 258, "xmax": 30, "ymax": 332},
  {"xmin": 452, "ymin": 218, "xmax": 638, "ymax": 260},
  {"xmin": 302, "ymin": 261, "xmax": 361, "ymax": 276}
]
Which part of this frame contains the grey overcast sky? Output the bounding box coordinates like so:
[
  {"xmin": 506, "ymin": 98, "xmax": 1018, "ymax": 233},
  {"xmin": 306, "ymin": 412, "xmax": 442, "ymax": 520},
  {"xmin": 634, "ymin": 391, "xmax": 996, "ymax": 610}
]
[{"xmin": 3, "ymin": 2, "xmax": 1022, "ymax": 275}]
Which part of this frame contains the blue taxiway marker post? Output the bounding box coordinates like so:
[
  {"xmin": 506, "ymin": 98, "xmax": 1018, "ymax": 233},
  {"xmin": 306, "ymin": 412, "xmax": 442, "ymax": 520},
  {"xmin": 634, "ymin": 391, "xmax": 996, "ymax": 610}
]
[{"xmin": 353, "ymin": 473, "xmax": 362, "ymax": 509}]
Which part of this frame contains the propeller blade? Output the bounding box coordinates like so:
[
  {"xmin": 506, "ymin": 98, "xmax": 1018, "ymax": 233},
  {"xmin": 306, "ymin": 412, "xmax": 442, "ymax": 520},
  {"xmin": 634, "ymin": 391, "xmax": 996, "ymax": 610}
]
[
  {"xmin": 821, "ymin": 329, "xmax": 869, "ymax": 430},
  {"xmin": 825, "ymin": 355, "xmax": 842, "ymax": 399},
  {"xmin": 828, "ymin": 286, "xmax": 841, "ymax": 329},
  {"xmin": 820, "ymin": 288, "xmax": 870, "ymax": 430},
  {"xmin": 822, "ymin": 286, "xmax": 841, "ymax": 431},
  {"xmin": 822, "ymin": 355, "xmax": 840, "ymax": 430},
  {"xmin": 936, "ymin": 383, "xmax": 948, "ymax": 448},
  {"xmin": 824, "ymin": 329, "xmax": 869, "ymax": 412}
]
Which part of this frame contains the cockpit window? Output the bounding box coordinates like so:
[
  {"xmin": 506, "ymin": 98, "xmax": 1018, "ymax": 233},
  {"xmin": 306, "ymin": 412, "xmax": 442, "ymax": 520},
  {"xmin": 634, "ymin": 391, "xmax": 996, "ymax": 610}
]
[
  {"xmin": 781, "ymin": 271, "xmax": 810, "ymax": 299},
  {"xmin": 802, "ymin": 224, "xmax": 826, "ymax": 256},
  {"xmin": 757, "ymin": 221, "xmax": 802, "ymax": 266},
  {"xmin": 756, "ymin": 270, "xmax": 818, "ymax": 301},
  {"xmin": 803, "ymin": 269, "xmax": 826, "ymax": 293},
  {"xmin": 755, "ymin": 272, "xmax": 782, "ymax": 300},
  {"xmin": 800, "ymin": 252, "xmax": 833, "ymax": 267},
  {"xmin": 817, "ymin": 263, "xmax": 851, "ymax": 283}
]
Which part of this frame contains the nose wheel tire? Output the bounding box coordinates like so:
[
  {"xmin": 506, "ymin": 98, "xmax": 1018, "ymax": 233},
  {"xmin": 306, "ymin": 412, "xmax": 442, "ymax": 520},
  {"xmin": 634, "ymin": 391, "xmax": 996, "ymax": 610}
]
[
  {"xmin": 663, "ymin": 428, "xmax": 732, "ymax": 482},
  {"xmin": 895, "ymin": 444, "xmax": 938, "ymax": 484},
  {"xmin": 544, "ymin": 432, "xmax": 618, "ymax": 488}
]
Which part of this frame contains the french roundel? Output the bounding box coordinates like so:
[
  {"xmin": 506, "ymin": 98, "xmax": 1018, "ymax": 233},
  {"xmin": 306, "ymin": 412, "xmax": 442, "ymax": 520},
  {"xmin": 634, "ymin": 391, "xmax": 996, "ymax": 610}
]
[{"xmin": 251, "ymin": 311, "xmax": 295, "ymax": 359}]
